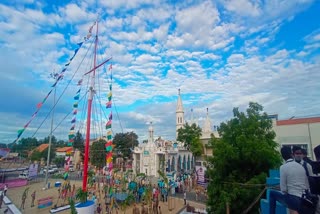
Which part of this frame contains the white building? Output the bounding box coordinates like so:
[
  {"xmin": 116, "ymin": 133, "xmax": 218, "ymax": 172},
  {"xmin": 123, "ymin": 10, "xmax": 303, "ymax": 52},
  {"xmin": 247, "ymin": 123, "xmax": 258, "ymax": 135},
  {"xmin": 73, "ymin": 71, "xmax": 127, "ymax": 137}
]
[
  {"xmin": 132, "ymin": 90, "xmax": 195, "ymax": 179},
  {"xmin": 270, "ymin": 115, "xmax": 320, "ymax": 160}
]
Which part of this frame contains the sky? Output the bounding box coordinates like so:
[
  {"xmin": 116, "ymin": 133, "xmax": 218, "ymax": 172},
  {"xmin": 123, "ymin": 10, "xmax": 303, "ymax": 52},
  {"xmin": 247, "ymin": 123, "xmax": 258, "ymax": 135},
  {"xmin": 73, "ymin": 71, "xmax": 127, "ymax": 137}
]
[{"xmin": 0, "ymin": 0, "xmax": 320, "ymax": 144}]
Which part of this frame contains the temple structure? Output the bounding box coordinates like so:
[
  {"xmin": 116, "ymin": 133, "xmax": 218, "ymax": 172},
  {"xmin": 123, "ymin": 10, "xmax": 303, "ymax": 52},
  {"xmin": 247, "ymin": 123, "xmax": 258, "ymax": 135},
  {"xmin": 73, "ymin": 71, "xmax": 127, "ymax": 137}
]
[{"xmin": 132, "ymin": 89, "xmax": 218, "ymax": 180}]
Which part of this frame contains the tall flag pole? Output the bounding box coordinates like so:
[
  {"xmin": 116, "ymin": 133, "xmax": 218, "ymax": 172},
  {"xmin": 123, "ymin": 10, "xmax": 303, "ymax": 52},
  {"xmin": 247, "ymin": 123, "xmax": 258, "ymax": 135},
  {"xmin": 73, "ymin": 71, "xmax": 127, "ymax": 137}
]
[
  {"xmin": 105, "ymin": 63, "xmax": 113, "ymax": 173},
  {"xmin": 82, "ymin": 21, "xmax": 98, "ymax": 192}
]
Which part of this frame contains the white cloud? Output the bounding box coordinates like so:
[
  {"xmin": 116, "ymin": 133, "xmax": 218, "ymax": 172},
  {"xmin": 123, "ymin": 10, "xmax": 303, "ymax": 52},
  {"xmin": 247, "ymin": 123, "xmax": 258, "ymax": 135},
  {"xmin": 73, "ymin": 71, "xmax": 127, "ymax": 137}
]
[
  {"xmin": 59, "ymin": 3, "xmax": 96, "ymax": 23},
  {"xmin": 0, "ymin": 1, "xmax": 319, "ymax": 144},
  {"xmin": 223, "ymin": 0, "xmax": 262, "ymax": 17}
]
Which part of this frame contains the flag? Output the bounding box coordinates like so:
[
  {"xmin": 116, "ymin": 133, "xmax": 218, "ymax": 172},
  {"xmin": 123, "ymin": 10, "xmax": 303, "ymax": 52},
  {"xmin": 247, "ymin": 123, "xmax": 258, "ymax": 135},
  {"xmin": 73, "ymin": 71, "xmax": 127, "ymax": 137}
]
[
  {"xmin": 109, "ymin": 84, "xmax": 112, "ymax": 91},
  {"xmin": 65, "ymin": 62, "xmax": 70, "ymax": 66},
  {"xmin": 52, "ymin": 81, "xmax": 58, "ymax": 87},
  {"xmin": 106, "ymin": 101, "xmax": 112, "ymax": 108},
  {"xmin": 73, "ymin": 103, "xmax": 78, "ymax": 108},
  {"xmin": 108, "ymin": 112, "xmax": 112, "ymax": 120},
  {"xmin": 106, "ymin": 124, "xmax": 111, "ymax": 129},
  {"xmin": 73, "ymin": 109, "xmax": 78, "ymax": 115},
  {"xmin": 76, "ymin": 89, "xmax": 81, "ymax": 94},
  {"xmin": 107, "ymin": 130, "xmax": 112, "ymax": 137},
  {"xmin": 74, "ymin": 94, "xmax": 80, "ymax": 100},
  {"xmin": 77, "ymin": 79, "xmax": 83, "ymax": 85},
  {"xmin": 37, "ymin": 102, "xmax": 43, "ymax": 108},
  {"xmin": 109, "ymin": 64, "xmax": 112, "ymax": 70},
  {"xmin": 107, "ymin": 92, "xmax": 112, "ymax": 101},
  {"xmin": 71, "ymin": 118, "xmax": 76, "ymax": 123},
  {"xmin": 70, "ymin": 124, "xmax": 75, "ymax": 130}
]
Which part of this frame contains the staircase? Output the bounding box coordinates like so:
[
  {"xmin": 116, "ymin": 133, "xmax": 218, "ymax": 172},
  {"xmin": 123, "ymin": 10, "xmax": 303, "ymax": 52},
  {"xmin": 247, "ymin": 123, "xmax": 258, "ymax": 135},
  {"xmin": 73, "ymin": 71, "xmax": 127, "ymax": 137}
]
[{"xmin": 260, "ymin": 169, "xmax": 288, "ymax": 214}]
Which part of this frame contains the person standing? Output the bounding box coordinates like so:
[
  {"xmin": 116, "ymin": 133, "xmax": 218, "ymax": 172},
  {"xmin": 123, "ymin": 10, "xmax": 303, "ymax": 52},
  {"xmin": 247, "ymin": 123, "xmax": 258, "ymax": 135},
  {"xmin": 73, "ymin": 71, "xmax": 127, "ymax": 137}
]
[
  {"xmin": 3, "ymin": 184, "xmax": 8, "ymax": 196},
  {"xmin": 31, "ymin": 190, "xmax": 36, "ymax": 207},
  {"xmin": 269, "ymin": 146, "xmax": 308, "ymax": 214},
  {"xmin": 20, "ymin": 191, "xmax": 27, "ymax": 210},
  {"xmin": 184, "ymin": 191, "xmax": 187, "ymax": 205},
  {"xmin": 96, "ymin": 203, "xmax": 102, "ymax": 214}
]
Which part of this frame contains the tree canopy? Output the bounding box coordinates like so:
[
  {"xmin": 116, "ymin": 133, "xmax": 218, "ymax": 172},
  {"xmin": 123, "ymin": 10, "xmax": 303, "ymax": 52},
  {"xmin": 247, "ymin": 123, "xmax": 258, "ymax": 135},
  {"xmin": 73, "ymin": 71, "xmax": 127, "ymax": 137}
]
[
  {"xmin": 206, "ymin": 102, "xmax": 281, "ymax": 213},
  {"xmin": 113, "ymin": 132, "xmax": 139, "ymax": 158},
  {"xmin": 90, "ymin": 138, "xmax": 107, "ymax": 169},
  {"xmin": 177, "ymin": 122, "xmax": 203, "ymax": 158},
  {"xmin": 73, "ymin": 131, "xmax": 85, "ymax": 159}
]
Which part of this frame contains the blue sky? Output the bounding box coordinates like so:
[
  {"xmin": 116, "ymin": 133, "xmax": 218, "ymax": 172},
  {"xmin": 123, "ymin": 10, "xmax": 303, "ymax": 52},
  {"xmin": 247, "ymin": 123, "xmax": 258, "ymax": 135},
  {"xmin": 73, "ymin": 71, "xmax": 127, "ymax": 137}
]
[{"xmin": 0, "ymin": 0, "xmax": 320, "ymax": 144}]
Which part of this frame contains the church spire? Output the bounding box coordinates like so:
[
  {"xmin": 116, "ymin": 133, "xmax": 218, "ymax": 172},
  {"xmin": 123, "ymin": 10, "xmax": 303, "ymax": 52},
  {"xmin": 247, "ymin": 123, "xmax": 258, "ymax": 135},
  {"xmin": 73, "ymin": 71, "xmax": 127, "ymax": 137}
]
[
  {"xmin": 202, "ymin": 108, "xmax": 212, "ymax": 138},
  {"xmin": 176, "ymin": 89, "xmax": 184, "ymax": 139},
  {"xmin": 148, "ymin": 121, "xmax": 154, "ymax": 144},
  {"xmin": 191, "ymin": 108, "xmax": 194, "ymax": 124}
]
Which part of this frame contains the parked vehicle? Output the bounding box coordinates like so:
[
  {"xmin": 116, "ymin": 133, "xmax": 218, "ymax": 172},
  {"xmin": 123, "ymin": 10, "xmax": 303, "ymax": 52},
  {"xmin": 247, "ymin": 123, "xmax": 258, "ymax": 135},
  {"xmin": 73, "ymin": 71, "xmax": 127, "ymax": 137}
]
[
  {"xmin": 50, "ymin": 165, "xmax": 59, "ymax": 173},
  {"xmin": 18, "ymin": 172, "xmax": 32, "ymax": 180},
  {"xmin": 43, "ymin": 167, "xmax": 55, "ymax": 174},
  {"xmin": 69, "ymin": 165, "xmax": 74, "ymax": 172}
]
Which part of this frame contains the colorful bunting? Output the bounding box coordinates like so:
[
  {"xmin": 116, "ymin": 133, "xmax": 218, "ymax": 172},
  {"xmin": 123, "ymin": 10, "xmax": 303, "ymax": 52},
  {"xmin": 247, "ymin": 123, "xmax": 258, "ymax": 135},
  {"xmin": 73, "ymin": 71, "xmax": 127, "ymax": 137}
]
[
  {"xmin": 14, "ymin": 21, "xmax": 93, "ymax": 143},
  {"xmin": 106, "ymin": 101, "xmax": 112, "ymax": 108},
  {"xmin": 105, "ymin": 63, "xmax": 113, "ymax": 173}
]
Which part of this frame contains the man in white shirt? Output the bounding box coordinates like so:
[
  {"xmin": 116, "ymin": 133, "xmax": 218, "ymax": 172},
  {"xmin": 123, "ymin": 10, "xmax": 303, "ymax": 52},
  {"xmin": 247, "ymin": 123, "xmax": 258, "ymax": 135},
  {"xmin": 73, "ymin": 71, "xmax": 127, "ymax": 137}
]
[{"xmin": 269, "ymin": 146, "xmax": 308, "ymax": 214}]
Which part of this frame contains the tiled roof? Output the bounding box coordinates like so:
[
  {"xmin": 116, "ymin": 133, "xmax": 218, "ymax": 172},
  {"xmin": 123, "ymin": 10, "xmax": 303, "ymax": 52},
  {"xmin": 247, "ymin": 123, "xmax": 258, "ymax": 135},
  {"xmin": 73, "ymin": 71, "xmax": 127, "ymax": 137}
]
[
  {"xmin": 36, "ymin": 144, "xmax": 49, "ymax": 152},
  {"xmin": 56, "ymin": 147, "xmax": 73, "ymax": 152},
  {"xmin": 277, "ymin": 117, "xmax": 320, "ymax": 126}
]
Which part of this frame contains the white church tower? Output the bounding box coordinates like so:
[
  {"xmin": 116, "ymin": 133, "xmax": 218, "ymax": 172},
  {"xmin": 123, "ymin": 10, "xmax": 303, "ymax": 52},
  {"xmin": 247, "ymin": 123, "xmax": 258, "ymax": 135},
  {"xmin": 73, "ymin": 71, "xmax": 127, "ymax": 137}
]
[
  {"xmin": 176, "ymin": 89, "xmax": 184, "ymax": 139},
  {"xmin": 202, "ymin": 108, "xmax": 212, "ymax": 139},
  {"xmin": 148, "ymin": 122, "xmax": 154, "ymax": 144}
]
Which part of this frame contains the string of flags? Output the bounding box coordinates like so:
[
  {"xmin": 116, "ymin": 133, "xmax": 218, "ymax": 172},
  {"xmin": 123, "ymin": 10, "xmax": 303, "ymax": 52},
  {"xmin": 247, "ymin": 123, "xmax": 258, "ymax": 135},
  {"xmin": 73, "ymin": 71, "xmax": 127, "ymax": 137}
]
[
  {"xmin": 64, "ymin": 147, "xmax": 73, "ymax": 172},
  {"xmin": 14, "ymin": 22, "xmax": 96, "ymax": 143},
  {"xmin": 68, "ymin": 89, "xmax": 80, "ymax": 146},
  {"xmin": 105, "ymin": 63, "xmax": 113, "ymax": 172}
]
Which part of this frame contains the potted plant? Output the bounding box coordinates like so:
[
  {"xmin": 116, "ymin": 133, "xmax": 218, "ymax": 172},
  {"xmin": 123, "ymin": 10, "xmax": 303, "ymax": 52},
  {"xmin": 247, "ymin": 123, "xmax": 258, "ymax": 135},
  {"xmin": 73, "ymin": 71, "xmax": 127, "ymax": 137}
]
[{"xmin": 75, "ymin": 188, "xmax": 94, "ymax": 214}]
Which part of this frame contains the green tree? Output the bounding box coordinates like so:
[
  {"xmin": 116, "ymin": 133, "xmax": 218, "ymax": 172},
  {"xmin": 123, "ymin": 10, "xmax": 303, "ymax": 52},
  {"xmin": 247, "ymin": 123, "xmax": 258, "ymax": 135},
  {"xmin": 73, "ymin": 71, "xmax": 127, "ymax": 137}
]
[
  {"xmin": 39, "ymin": 135, "xmax": 57, "ymax": 145},
  {"xmin": 30, "ymin": 150, "xmax": 42, "ymax": 161},
  {"xmin": 53, "ymin": 157, "xmax": 65, "ymax": 168},
  {"xmin": 90, "ymin": 139, "xmax": 106, "ymax": 169},
  {"xmin": 113, "ymin": 132, "xmax": 139, "ymax": 158},
  {"xmin": 73, "ymin": 131, "xmax": 85, "ymax": 159},
  {"xmin": 41, "ymin": 147, "xmax": 56, "ymax": 162},
  {"xmin": 11, "ymin": 137, "xmax": 39, "ymax": 157},
  {"xmin": 207, "ymin": 102, "xmax": 281, "ymax": 214},
  {"xmin": 177, "ymin": 122, "xmax": 203, "ymax": 159}
]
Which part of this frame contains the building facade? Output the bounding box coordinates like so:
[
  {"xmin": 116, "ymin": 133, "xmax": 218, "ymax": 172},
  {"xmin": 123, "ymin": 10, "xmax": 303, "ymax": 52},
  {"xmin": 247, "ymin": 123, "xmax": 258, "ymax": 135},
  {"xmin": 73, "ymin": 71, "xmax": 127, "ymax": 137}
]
[
  {"xmin": 132, "ymin": 122, "xmax": 194, "ymax": 179},
  {"xmin": 270, "ymin": 115, "xmax": 320, "ymax": 160},
  {"xmin": 132, "ymin": 90, "xmax": 195, "ymax": 179}
]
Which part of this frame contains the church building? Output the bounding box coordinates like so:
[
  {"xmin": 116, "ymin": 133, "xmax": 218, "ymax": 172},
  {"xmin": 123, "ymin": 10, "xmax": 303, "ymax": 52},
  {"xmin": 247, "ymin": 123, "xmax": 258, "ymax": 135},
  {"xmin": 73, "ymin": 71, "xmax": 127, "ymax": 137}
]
[{"xmin": 132, "ymin": 89, "xmax": 195, "ymax": 179}]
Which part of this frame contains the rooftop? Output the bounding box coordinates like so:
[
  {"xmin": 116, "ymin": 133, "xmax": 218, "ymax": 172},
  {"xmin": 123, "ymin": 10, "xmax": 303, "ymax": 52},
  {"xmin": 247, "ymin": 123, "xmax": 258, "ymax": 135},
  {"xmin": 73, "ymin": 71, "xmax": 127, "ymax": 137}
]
[{"xmin": 277, "ymin": 117, "xmax": 320, "ymax": 126}]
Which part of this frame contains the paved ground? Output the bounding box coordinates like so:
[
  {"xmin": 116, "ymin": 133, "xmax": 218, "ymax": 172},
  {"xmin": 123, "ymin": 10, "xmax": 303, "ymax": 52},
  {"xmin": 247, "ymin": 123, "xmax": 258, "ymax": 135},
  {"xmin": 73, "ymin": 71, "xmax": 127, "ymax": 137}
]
[{"xmin": 4, "ymin": 179, "xmax": 207, "ymax": 214}]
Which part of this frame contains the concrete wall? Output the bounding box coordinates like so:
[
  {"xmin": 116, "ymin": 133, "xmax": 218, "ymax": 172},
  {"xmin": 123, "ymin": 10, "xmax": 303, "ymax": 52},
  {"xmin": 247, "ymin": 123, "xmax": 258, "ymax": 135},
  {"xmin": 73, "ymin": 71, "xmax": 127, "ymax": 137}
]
[{"xmin": 273, "ymin": 121, "xmax": 320, "ymax": 160}]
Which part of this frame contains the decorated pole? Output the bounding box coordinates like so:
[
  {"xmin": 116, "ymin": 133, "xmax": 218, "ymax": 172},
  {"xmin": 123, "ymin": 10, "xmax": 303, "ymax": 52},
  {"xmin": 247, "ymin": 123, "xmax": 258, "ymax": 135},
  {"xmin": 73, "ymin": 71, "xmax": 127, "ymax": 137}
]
[{"xmin": 82, "ymin": 22, "xmax": 99, "ymax": 192}]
